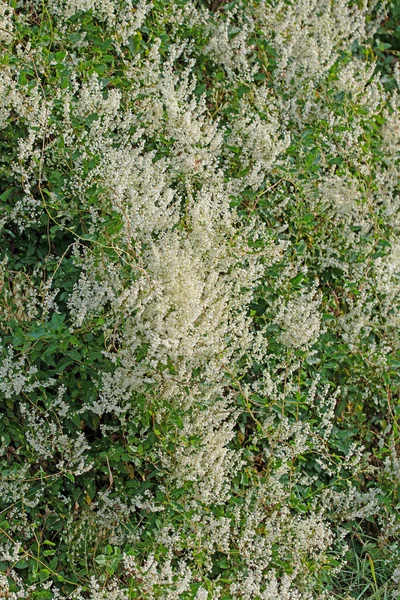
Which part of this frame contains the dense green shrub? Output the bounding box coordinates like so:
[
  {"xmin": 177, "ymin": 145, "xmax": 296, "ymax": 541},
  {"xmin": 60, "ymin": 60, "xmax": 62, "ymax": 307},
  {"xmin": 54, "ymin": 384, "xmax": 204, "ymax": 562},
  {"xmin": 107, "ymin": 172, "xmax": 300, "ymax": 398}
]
[{"xmin": 0, "ymin": 1, "xmax": 399, "ymax": 598}]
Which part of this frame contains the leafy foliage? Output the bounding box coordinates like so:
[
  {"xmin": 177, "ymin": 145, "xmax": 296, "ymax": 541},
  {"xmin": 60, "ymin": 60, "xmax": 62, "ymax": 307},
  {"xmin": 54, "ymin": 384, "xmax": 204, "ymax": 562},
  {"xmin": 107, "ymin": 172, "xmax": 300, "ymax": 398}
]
[{"xmin": 0, "ymin": 0, "xmax": 399, "ymax": 598}]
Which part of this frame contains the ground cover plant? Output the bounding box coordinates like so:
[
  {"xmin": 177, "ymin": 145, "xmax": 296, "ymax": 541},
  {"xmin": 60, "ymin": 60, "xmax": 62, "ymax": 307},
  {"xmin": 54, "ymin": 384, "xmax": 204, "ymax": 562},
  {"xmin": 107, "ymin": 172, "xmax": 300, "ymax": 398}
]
[{"xmin": 0, "ymin": 0, "xmax": 399, "ymax": 598}]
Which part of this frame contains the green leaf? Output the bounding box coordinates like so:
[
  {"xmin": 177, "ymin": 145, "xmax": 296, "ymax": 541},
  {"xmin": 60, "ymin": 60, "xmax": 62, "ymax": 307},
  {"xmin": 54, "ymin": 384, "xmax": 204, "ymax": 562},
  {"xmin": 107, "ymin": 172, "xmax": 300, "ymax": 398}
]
[
  {"xmin": 128, "ymin": 32, "xmax": 142, "ymax": 55},
  {"xmin": 290, "ymin": 273, "xmax": 304, "ymax": 287},
  {"xmin": 194, "ymin": 83, "xmax": 207, "ymax": 96},
  {"xmin": 0, "ymin": 188, "xmax": 12, "ymax": 202},
  {"xmin": 27, "ymin": 327, "xmax": 48, "ymax": 340}
]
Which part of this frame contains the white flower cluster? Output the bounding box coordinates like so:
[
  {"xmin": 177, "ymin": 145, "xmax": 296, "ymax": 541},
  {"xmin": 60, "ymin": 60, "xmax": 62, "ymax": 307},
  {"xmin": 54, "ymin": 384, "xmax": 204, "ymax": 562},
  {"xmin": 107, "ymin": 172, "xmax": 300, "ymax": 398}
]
[
  {"xmin": 275, "ymin": 291, "xmax": 322, "ymax": 349},
  {"xmin": 163, "ymin": 399, "xmax": 241, "ymax": 504},
  {"xmin": 258, "ymin": 0, "xmax": 371, "ymax": 89},
  {"xmin": 0, "ymin": 346, "xmax": 53, "ymax": 400},
  {"xmin": 28, "ymin": 0, "xmax": 152, "ymax": 43},
  {"xmin": 0, "ymin": 574, "xmax": 26, "ymax": 600},
  {"xmin": 0, "ymin": 1, "xmax": 13, "ymax": 44},
  {"xmin": 1, "ymin": 0, "xmax": 399, "ymax": 597}
]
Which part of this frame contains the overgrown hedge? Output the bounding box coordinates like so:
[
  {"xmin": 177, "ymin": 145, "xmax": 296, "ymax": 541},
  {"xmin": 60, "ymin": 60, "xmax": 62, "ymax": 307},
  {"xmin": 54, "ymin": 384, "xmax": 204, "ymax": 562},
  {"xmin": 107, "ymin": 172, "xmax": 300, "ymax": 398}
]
[{"xmin": 0, "ymin": 1, "xmax": 399, "ymax": 598}]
